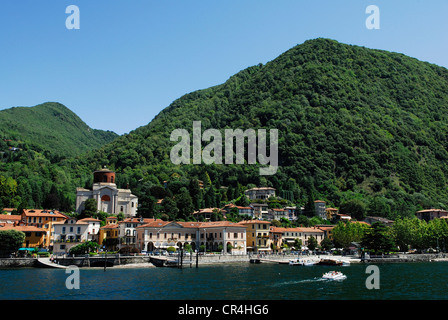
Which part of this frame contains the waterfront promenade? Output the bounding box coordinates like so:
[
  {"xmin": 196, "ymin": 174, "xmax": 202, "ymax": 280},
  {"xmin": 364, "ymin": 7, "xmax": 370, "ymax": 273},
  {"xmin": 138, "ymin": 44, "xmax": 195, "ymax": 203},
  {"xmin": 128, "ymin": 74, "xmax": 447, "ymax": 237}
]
[{"xmin": 2, "ymin": 252, "xmax": 446, "ymax": 269}]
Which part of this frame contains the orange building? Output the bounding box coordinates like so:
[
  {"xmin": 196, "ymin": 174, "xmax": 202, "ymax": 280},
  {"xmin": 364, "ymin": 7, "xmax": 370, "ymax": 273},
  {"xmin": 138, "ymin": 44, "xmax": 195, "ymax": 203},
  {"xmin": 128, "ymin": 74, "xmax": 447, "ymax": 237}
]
[
  {"xmin": 21, "ymin": 209, "xmax": 68, "ymax": 249},
  {"xmin": 0, "ymin": 225, "xmax": 45, "ymax": 248}
]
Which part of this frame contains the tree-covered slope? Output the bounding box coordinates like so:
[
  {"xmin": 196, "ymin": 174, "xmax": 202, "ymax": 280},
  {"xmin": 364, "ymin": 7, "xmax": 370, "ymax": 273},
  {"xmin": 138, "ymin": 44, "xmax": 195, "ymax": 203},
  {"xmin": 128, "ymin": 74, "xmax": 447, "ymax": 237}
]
[
  {"xmin": 77, "ymin": 38, "xmax": 448, "ymax": 219},
  {"xmin": 4, "ymin": 38, "xmax": 448, "ymax": 220},
  {"xmin": 0, "ymin": 102, "xmax": 118, "ymax": 158}
]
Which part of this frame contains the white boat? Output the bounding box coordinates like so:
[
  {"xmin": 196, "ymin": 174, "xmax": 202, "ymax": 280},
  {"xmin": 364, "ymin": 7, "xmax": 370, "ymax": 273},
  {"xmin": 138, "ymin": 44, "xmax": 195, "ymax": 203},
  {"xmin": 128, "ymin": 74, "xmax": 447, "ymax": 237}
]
[
  {"xmin": 289, "ymin": 260, "xmax": 303, "ymax": 266},
  {"xmin": 322, "ymin": 271, "xmax": 347, "ymax": 281},
  {"xmin": 303, "ymin": 260, "xmax": 316, "ymax": 266}
]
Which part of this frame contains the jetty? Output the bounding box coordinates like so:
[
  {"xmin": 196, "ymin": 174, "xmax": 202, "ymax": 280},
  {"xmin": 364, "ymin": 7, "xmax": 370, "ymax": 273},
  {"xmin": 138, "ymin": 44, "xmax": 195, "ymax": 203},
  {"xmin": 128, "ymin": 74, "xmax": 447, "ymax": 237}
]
[{"xmin": 36, "ymin": 258, "xmax": 68, "ymax": 269}]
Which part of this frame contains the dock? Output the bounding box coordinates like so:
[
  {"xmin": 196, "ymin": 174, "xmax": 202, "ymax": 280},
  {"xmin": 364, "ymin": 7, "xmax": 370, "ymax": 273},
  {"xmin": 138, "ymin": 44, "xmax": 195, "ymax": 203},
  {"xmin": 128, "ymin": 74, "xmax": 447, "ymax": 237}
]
[{"xmin": 36, "ymin": 258, "xmax": 68, "ymax": 269}]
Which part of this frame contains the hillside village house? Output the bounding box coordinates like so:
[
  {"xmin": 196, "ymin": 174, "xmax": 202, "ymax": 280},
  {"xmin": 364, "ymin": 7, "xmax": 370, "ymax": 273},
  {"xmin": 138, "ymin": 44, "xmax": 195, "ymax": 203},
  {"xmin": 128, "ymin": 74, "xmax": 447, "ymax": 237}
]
[
  {"xmin": 251, "ymin": 203, "xmax": 268, "ymax": 219},
  {"xmin": 416, "ymin": 209, "xmax": 448, "ymax": 222},
  {"xmin": 136, "ymin": 220, "xmax": 247, "ymax": 254},
  {"xmin": 244, "ymin": 187, "xmax": 276, "ymax": 200},
  {"xmin": 314, "ymin": 200, "xmax": 327, "ymax": 220},
  {"xmin": 76, "ymin": 168, "xmax": 138, "ymax": 217}
]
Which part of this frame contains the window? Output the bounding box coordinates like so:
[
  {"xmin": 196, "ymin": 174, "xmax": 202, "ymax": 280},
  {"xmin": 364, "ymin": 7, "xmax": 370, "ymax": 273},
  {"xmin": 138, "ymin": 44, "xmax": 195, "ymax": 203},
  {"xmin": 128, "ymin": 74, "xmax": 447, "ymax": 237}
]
[
  {"xmin": 234, "ymin": 233, "xmax": 238, "ymax": 239},
  {"xmin": 69, "ymin": 227, "xmax": 73, "ymax": 233},
  {"xmin": 62, "ymin": 227, "xmax": 66, "ymax": 234},
  {"xmin": 77, "ymin": 227, "xmax": 81, "ymax": 234}
]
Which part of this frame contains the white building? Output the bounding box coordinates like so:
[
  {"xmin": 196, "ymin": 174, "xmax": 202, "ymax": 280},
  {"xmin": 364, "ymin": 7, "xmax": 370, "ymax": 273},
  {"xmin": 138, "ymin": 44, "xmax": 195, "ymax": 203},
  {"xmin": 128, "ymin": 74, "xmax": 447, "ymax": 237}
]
[
  {"xmin": 75, "ymin": 168, "xmax": 138, "ymax": 217},
  {"xmin": 53, "ymin": 218, "xmax": 90, "ymax": 254},
  {"xmin": 244, "ymin": 187, "xmax": 276, "ymax": 200},
  {"xmin": 78, "ymin": 218, "xmax": 102, "ymax": 242}
]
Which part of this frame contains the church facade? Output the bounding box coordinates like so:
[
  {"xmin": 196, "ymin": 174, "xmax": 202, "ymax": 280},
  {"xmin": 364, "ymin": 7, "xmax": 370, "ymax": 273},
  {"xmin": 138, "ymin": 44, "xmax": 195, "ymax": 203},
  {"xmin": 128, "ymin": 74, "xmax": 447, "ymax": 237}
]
[{"xmin": 75, "ymin": 168, "xmax": 138, "ymax": 217}]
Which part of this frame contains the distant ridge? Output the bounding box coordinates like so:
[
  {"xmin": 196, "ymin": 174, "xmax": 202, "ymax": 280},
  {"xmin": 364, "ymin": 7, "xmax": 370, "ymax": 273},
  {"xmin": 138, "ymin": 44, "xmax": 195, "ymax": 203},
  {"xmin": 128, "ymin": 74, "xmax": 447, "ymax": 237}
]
[{"xmin": 0, "ymin": 102, "xmax": 118, "ymax": 157}]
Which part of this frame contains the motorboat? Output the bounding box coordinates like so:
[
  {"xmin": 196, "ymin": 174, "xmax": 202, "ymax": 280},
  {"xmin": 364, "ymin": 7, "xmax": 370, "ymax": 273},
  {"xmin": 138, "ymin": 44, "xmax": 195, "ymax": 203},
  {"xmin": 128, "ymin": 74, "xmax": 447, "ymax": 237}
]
[
  {"xmin": 289, "ymin": 260, "xmax": 303, "ymax": 266},
  {"xmin": 322, "ymin": 271, "xmax": 347, "ymax": 281},
  {"xmin": 303, "ymin": 260, "xmax": 316, "ymax": 266}
]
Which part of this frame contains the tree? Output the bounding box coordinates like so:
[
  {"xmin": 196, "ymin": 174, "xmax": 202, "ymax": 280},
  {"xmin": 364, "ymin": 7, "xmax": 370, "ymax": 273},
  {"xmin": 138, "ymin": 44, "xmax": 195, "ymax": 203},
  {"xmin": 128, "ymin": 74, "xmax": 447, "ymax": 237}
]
[
  {"xmin": 339, "ymin": 199, "xmax": 366, "ymax": 221},
  {"xmin": 81, "ymin": 198, "xmax": 97, "ymax": 218},
  {"xmin": 176, "ymin": 188, "xmax": 194, "ymax": 220},
  {"xmin": 307, "ymin": 235, "xmax": 318, "ymax": 251},
  {"xmin": 332, "ymin": 221, "xmax": 369, "ymax": 249},
  {"xmin": 161, "ymin": 197, "xmax": 178, "ymax": 221},
  {"xmin": 188, "ymin": 179, "xmax": 202, "ymax": 211},
  {"xmin": 361, "ymin": 222, "xmax": 396, "ymax": 254},
  {"xmin": 320, "ymin": 237, "xmax": 333, "ymax": 251},
  {"xmin": 69, "ymin": 241, "xmax": 99, "ymax": 255},
  {"xmin": 0, "ymin": 230, "xmax": 25, "ymax": 257}
]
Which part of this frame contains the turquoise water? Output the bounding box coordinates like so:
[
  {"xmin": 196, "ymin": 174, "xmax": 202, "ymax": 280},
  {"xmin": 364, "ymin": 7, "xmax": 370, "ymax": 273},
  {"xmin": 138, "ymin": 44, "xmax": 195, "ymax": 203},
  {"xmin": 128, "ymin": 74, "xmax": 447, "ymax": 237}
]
[{"xmin": 0, "ymin": 262, "xmax": 447, "ymax": 300}]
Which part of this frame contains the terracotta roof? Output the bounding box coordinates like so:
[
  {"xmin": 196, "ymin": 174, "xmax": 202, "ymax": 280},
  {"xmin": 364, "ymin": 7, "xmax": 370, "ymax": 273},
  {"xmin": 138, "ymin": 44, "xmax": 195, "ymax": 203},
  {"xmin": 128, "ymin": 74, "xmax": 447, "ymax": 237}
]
[
  {"xmin": 78, "ymin": 218, "xmax": 102, "ymax": 222},
  {"xmin": 199, "ymin": 221, "xmax": 245, "ymax": 228},
  {"xmin": 0, "ymin": 214, "xmax": 21, "ymax": 221},
  {"xmin": 238, "ymin": 220, "xmax": 271, "ymax": 225},
  {"xmin": 0, "ymin": 225, "xmax": 44, "ymax": 232},
  {"xmin": 100, "ymin": 223, "xmax": 119, "ymax": 229},
  {"xmin": 22, "ymin": 209, "xmax": 67, "ymax": 219}
]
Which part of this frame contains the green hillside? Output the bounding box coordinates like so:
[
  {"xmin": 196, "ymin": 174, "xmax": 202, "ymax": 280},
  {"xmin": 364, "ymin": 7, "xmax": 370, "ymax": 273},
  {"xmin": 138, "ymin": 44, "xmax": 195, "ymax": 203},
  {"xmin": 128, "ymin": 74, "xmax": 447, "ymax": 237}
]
[
  {"xmin": 4, "ymin": 39, "xmax": 448, "ymax": 220},
  {"xmin": 79, "ymin": 38, "xmax": 448, "ymax": 219},
  {"xmin": 0, "ymin": 102, "xmax": 118, "ymax": 158}
]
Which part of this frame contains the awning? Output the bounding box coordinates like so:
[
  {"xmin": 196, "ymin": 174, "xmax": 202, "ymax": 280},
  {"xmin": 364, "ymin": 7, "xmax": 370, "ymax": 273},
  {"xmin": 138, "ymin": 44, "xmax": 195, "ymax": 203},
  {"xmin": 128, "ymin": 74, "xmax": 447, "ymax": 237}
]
[{"xmin": 18, "ymin": 248, "xmax": 35, "ymax": 251}]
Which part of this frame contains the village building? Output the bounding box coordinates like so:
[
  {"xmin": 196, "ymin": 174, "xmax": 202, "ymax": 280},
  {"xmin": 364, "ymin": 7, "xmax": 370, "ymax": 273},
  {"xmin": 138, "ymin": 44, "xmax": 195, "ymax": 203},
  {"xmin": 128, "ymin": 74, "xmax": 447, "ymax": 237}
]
[
  {"xmin": 250, "ymin": 203, "xmax": 268, "ymax": 219},
  {"xmin": 0, "ymin": 214, "xmax": 21, "ymax": 226},
  {"xmin": 238, "ymin": 220, "xmax": 271, "ymax": 253},
  {"xmin": 136, "ymin": 220, "xmax": 246, "ymax": 254},
  {"xmin": 314, "ymin": 200, "xmax": 327, "ymax": 220},
  {"xmin": 98, "ymin": 216, "xmax": 120, "ymax": 249},
  {"xmin": 78, "ymin": 218, "xmax": 102, "ymax": 242},
  {"xmin": 244, "ymin": 187, "xmax": 276, "ymax": 200},
  {"xmin": 118, "ymin": 217, "xmax": 160, "ymax": 248},
  {"xmin": 416, "ymin": 209, "xmax": 448, "ymax": 222},
  {"xmin": 52, "ymin": 218, "xmax": 90, "ymax": 254},
  {"xmin": 21, "ymin": 209, "xmax": 68, "ymax": 249},
  {"xmin": 0, "ymin": 225, "xmax": 45, "ymax": 249},
  {"xmin": 75, "ymin": 167, "xmax": 138, "ymax": 217},
  {"xmin": 272, "ymin": 226, "xmax": 324, "ymax": 250}
]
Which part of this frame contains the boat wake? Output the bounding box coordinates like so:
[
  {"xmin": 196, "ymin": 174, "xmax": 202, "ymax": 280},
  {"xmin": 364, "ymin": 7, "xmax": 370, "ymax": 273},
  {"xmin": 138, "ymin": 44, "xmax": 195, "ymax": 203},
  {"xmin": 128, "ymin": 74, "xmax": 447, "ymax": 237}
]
[{"xmin": 271, "ymin": 277, "xmax": 326, "ymax": 287}]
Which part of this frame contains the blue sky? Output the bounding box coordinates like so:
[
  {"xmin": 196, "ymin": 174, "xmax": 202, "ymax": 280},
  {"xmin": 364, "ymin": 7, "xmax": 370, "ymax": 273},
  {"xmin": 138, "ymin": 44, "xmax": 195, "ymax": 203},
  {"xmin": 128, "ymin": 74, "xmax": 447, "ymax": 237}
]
[{"xmin": 0, "ymin": 0, "xmax": 447, "ymax": 135}]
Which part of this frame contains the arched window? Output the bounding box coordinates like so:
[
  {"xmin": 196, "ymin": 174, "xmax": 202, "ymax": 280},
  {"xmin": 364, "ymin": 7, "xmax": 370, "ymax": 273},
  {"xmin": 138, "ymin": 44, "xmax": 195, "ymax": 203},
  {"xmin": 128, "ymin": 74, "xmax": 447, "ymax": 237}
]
[{"xmin": 101, "ymin": 195, "xmax": 111, "ymax": 202}]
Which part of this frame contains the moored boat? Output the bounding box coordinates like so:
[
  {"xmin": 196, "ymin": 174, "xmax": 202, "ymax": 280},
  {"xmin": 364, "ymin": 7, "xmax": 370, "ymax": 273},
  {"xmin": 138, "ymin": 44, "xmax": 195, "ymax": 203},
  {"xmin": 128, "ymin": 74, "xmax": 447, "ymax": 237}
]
[{"xmin": 317, "ymin": 259, "xmax": 343, "ymax": 266}]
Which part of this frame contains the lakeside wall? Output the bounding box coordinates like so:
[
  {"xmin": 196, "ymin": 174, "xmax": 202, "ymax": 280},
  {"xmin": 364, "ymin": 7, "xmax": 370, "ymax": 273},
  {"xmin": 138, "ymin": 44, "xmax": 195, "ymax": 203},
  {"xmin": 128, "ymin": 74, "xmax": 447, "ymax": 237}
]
[{"xmin": 1, "ymin": 253, "xmax": 447, "ymax": 268}]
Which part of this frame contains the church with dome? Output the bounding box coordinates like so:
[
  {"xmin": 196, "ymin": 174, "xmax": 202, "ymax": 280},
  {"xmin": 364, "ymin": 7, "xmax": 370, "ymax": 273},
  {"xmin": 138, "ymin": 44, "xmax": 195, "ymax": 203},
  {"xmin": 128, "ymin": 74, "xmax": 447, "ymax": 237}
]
[{"xmin": 75, "ymin": 168, "xmax": 138, "ymax": 217}]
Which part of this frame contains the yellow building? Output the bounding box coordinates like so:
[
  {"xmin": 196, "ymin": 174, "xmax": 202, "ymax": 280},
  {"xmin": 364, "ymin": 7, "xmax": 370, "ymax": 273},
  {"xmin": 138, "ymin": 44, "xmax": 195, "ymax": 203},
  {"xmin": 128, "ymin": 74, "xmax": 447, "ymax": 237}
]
[
  {"xmin": 21, "ymin": 209, "xmax": 68, "ymax": 249},
  {"xmin": 0, "ymin": 225, "xmax": 45, "ymax": 248},
  {"xmin": 238, "ymin": 220, "xmax": 271, "ymax": 253},
  {"xmin": 99, "ymin": 216, "xmax": 120, "ymax": 250}
]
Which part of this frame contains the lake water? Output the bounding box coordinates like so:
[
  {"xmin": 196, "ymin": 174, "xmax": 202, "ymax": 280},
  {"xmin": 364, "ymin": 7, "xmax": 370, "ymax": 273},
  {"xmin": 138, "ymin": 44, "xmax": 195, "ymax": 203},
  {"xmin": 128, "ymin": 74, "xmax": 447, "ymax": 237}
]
[{"xmin": 1, "ymin": 261, "xmax": 447, "ymax": 300}]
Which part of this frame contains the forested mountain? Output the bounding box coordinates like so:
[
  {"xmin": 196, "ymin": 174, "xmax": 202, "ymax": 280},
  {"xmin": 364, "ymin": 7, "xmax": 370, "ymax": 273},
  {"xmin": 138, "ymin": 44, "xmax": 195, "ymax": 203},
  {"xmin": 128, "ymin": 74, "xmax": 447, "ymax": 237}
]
[
  {"xmin": 0, "ymin": 102, "xmax": 118, "ymax": 159},
  {"xmin": 0, "ymin": 102, "xmax": 118, "ymax": 211},
  {"xmin": 3, "ymin": 38, "xmax": 448, "ymax": 221}
]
